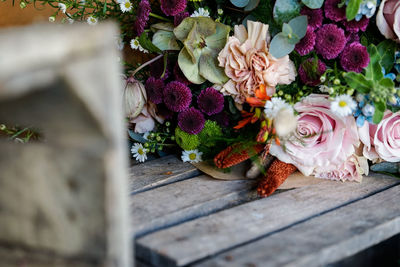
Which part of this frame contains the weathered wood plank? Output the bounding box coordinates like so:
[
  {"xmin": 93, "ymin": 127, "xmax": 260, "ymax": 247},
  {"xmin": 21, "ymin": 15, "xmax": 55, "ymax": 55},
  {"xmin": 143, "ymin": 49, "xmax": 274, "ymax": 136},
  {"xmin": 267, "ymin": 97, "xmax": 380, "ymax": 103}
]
[
  {"xmin": 136, "ymin": 174, "xmax": 400, "ymax": 266},
  {"xmin": 197, "ymin": 184, "xmax": 400, "ymax": 267},
  {"xmin": 129, "ymin": 155, "xmax": 201, "ymax": 194},
  {"xmin": 131, "ymin": 175, "xmax": 259, "ymax": 237}
]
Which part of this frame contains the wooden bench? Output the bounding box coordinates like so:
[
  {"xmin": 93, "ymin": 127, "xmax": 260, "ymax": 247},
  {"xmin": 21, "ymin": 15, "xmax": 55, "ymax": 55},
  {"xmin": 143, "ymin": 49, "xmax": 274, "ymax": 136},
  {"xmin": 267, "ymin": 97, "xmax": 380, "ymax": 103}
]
[{"xmin": 131, "ymin": 156, "xmax": 400, "ymax": 266}]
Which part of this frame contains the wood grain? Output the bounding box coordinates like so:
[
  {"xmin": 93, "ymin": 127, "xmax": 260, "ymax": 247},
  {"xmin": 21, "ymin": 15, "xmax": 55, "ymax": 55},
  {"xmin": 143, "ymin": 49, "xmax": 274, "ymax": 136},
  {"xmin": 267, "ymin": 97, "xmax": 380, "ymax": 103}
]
[
  {"xmin": 197, "ymin": 184, "xmax": 400, "ymax": 267},
  {"xmin": 136, "ymin": 174, "xmax": 400, "ymax": 266}
]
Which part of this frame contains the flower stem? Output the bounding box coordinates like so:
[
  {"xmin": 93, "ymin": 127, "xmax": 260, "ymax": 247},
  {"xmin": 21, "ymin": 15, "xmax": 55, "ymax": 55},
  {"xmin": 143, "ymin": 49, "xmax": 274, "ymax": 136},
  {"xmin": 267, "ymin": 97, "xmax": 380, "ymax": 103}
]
[
  {"xmin": 131, "ymin": 54, "xmax": 164, "ymax": 77},
  {"xmin": 149, "ymin": 12, "xmax": 171, "ymax": 22}
]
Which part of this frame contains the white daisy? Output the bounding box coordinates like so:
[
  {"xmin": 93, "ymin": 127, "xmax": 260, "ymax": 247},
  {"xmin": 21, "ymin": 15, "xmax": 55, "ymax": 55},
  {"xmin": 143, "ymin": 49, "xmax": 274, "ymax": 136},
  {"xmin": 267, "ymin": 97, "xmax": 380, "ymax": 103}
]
[
  {"xmin": 87, "ymin": 16, "xmax": 98, "ymax": 26},
  {"xmin": 131, "ymin": 143, "xmax": 148, "ymax": 162},
  {"xmin": 264, "ymin": 97, "xmax": 293, "ymax": 119},
  {"xmin": 181, "ymin": 149, "xmax": 203, "ymax": 163},
  {"xmin": 330, "ymin": 95, "xmax": 357, "ymax": 117},
  {"xmin": 48, "ymin": 16, "xmax": 56, "ymax": 23},
  {"xmin": 58, "ymin": 3, "xmax": 67, "ymax": 13},
  {"xmin": 191, "ymin": 8, "xmax": 210, "ymax": 18},
  {"xmin": 130, "ymin": 38, "xmax": 149, "ymax": 53},
  {"xmin": 120, "ymin": 0, "xmax": 133, "ymax": 13}
]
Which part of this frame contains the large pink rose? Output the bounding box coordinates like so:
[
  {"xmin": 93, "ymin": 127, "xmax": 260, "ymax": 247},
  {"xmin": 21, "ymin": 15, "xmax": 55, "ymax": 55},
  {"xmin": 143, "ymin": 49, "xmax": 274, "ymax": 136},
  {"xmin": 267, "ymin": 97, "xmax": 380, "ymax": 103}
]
[
  {"xmin": 377, "ymin": 0, "xmax": 400, "ymax": 43},
  {"xmin": 270, "ymin": 94, "xmax": 360, "ymax": 176},
  {"xmin": 217, "ymin": 21, "xmax": 296, "ymax": 104},
  {"xmin": 359, "ymin": 111, "xmax": 400, "ymax": 162}
]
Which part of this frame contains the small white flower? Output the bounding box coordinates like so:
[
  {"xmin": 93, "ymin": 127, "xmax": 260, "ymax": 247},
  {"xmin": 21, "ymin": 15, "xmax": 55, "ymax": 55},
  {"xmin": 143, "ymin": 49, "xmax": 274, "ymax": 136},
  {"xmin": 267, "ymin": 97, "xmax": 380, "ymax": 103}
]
[
  {"xmin": 48, "ymin": 16, "xmax": 56, "ymax": 22},
  {"xmin": 319, "ymin": 85, "xmax": 330, "ymax": 93},
  {"xmin": 143, "ymin": 132, "xmax": 150, "ymax": 140},
  {"xmin": 217, "ymin": 8, "xmax": 223, "ymax": 15},
  {"xmin": 330, "ymin": 95, "xmax": 357, "ymax": 117},
  {"xmin": 264, "ymin": 97, "xmax": 293, "ymax": 119},
  {"xmin": 130, "ymin": 38, "xmax": 149, "ymax": 53},
  {"xmin": 115, "ymin": 36, "xmax": 124, "ymax": 51},
  {"xmin": 191, "ymin": 8, "xmax": 210, "ymax": 18},
  {"xmin": 120, "ymin": 0, "xmax": 133, "ymax": 13},
  {"xmin": 58, "ymin": 3, "xmax": 67, "ymax": 13},
  {"xmin": 87, "ymin": 16, "xmax": 98, "ymax": 26},
  {"xmin": 181, "ymin": 149, "xmax": 203, "ymax": 163},
  {"xmin": 131, "ymin": 143, "xmax": 148, "ymax": 162}
]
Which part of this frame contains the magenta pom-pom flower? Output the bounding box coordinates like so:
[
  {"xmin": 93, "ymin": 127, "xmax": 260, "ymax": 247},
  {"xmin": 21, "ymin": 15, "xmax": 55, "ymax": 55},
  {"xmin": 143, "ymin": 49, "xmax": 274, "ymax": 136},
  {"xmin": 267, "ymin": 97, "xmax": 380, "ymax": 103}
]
[
  {"xmin": 324, "ymin": 0, "xmax": 346, "ymax": 22},
  {"xmin": 133, "ymin": 0, "xmax": 151, "ymax": 37},
  {"xmin": 300, "ymin": 7, "xmax": 323, "ymax": 30},
  {"xmin": 345, "ymin": 32, "xmax": 360, "ymax": 45},
  {"xmin": 315, "ymin": 24, "xmax": 347, "ymax": 59},
  {"xmin": 174, "ymin": 12, "xmax": 189, "ymax": 27},
  {"xmin": 160, "ymin": 0, "xmax": 187, "ymax": 16},
  {"xmin": 197, "ymin": 87, "xmax": 225, "ymax": 116},
  {"xmin": 145, "ymin": 77, "xmax": 164, "ymax": 104},
  {"xmin": 295, "ymin": 27, "xmax": 316, "ymax": 56},
  {"xmin": 178, "ymin": 107, "xmax": 205, "ymax": 134},
  {"xmin": 298, "ymin": 58, "xmax": 327, "ymax": 86},
  {"xmin": 163, "ymin": 81, "xmax": 192, "ymax": 112},
  {"xmin": 342, "ymin": 17, "xmax": 369, "ymax": 33},
  {"xmin": 340, "ymin": 42, "xmax": 370, "ymax": 73}
]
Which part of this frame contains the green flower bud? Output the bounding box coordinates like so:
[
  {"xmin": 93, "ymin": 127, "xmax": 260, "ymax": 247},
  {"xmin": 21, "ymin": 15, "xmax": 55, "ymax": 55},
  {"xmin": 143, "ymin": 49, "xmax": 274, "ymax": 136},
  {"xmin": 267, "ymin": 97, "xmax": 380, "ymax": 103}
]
[
  {"xmin": 320, "ymin": 75, "xmax": 326, "ymax": 83},
  {"xmin": 333, "ymin": 79, "xmax": 340, "ymax": 85},
  {"xmin": 165, "ymin": 121, "xmax": 171, "ymax": 127},
  {"xmin": 346, "ymin": 89, "xmax": 354, "ymax": 95}
]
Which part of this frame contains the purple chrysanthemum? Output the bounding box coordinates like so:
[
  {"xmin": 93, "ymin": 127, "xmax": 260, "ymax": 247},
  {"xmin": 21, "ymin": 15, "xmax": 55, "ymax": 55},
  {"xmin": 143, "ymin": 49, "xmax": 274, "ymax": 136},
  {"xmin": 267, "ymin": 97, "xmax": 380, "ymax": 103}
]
[
  {"xmin": 345, "ymin": 32, "xmax": 360, "ymax": 45},
  {"xmin": 174, "ymin": 12, "xmax": 189, "ymax": 27},
  {"xmin": 298, "ymin": 58, "xmax": 327, "ymax": 86},
  {"xmin": 163, "ymin": 81, "xmax": 192, "ymax": 112},
  {"xmin": 340, "ymin": 42, "xmax": 370, "ymax": 73},
  {"xmin": 145, "ymin": 77, "xmax": 164, "ymax": 104},
  {"xmin": 160, "ymin": 0, "xmax": 187, "ymax": 16},
  {"xmin": 300, "ymin": 7, "xmax": 323, "ymax": 30},
  {"xmin": 324, "ymin": 0, "xmax": 346, "ymax": 22},
  {"xmin": 173, "ymin": 62, "xmax": 191, "ymax": 85},
  {"xmin": 133, "ymin": 0, "xmax": 151, "ymax": 37},
  {"xmin": 295, "ymin": 27, "xmax": 316, "ymax": 56},
  {"xmin": 197, "ymin": 87, "xmax": 225, "ymax": 116},
  {"xmin": 315, "ymin": 24, "xmax": 346, "ymax": 59},
  {"xmin": 210, "ymin": 111, "xmax": 230, "ymax": 127},
  {"xmin": 342, "ymin": 17, "xmax": 369, "ymax": 33},
  {"xmin": 150, "ymin": 57, "xmax": 170, "ymax": 80},
  {"xmin": 178, "ymin": 107, "xmax": 205, "ymax": 134}
]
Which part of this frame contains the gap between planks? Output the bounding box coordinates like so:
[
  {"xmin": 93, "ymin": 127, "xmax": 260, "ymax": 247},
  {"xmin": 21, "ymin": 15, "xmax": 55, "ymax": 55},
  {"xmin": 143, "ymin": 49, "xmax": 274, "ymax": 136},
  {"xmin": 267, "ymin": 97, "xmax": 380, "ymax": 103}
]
[{"xmin": 135, "ymin": 173, "xmax": 400, "ymax": 266}]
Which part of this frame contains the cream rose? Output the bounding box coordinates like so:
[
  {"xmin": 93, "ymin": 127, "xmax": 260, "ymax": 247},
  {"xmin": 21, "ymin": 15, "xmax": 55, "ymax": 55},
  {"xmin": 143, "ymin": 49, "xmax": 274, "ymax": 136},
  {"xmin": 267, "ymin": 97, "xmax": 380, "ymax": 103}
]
[{"xmin": 270, "ymin": 94, "xmax": 360, "ymax": 176}]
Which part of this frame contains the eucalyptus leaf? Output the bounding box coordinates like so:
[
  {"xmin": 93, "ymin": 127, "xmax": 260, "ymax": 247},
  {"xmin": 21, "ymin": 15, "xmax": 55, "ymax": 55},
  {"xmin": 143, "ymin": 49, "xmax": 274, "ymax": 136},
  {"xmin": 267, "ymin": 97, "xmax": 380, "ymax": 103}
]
[
  {"xmin": 346, "ymin": 0, "xmax": 362, "ymax": 21},
  {"xmin": 270, "ymin": 32, "xmax": 295, "ymax": 58},
  {"xmin": 153, "ymin": 30, "xmax": 180, "ymax": 51},
  {"xmin": 273, "ymin": 0, "xmax": 301, "ymax": 25},
  {"xmin": 301, "ymin": 0, "xmax": 324, "ymax": 9},
  {"xmin": 371, "ymin": 162, "xmax": 400, "ymax": 174},
  {"xmin": 288, "ymin": 15, "xmax": 308, "ymax": 39},
  {"xmin": 128, "ymin": 130, "xmax": 147, "ymax": 143},
  {"xmin": 230, "ymin": 0, "xmax": 249, "ymax": 8},
  {"xmin": 343, "ymin": 72, "xmax": 373, "ymax": 94},
  {"xmin": 282, "ymin": 23, "xmax": 292, "ymax": 36},
  {"xmin": 244, "ymin": 0, "xmax": 260, "ymax": 11}
]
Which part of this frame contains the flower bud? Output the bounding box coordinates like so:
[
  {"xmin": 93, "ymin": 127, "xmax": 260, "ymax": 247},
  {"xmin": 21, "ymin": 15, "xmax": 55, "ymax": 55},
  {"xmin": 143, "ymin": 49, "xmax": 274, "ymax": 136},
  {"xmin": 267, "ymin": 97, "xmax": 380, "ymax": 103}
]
[
  {"xmin": 124, "ymin": 79, "xmax": 147, "ymax": 119},
  {"xmin": 362, "ymin": 103, "xmax": 375, "ymax": 117},
  {"xmin": 273, "ymin": 108, "xmax": 298, "ymax": 138}
]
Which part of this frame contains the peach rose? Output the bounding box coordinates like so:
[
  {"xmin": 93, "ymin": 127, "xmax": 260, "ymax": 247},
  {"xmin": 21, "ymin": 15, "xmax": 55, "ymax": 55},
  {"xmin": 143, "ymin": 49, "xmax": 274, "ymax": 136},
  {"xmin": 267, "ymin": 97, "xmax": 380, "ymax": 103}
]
[
  {"xmin": 270, "ymin": 94, "xmax": 360, "ymax": 176},
  {"xmin": 376, "ymin": 0, "xmax": 400, "ymax": 43},
  {"xmin": 359, "ymin": 111, "xmax": 400, "ymax": 162},
  {"xmin": 218, "ymin": 21, "xmax": 296, "ymax": 104}
]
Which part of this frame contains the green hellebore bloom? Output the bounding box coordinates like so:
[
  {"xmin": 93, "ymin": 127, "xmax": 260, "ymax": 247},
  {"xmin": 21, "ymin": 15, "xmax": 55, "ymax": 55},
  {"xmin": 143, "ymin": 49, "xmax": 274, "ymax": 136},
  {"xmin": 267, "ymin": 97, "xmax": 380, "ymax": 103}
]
[{"xmin": 174, "ymin": 17, "xmax": 230, "ymax": 84}]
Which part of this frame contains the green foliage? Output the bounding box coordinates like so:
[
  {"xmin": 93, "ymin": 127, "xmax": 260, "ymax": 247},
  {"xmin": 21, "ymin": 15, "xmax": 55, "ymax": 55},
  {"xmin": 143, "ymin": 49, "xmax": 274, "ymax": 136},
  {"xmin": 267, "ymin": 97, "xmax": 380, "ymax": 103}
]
[
  {"xmin": 273, "ymin": 0, "xmax": 301, "ymax": 26},
  {"xmin": 199, "ymin": 121, "xmax": 223, "ymax": 147},
  {"xmin": 230, "ymin": 0, "xmax": 249, "ymax": 7},
  {"xmin": 269, "ymin": 15, "xmax": 308, "ymax": 58},
  {"xmin": 252, "ymin": 0, "xmax": 280, "ymax": 35},
  {"xmin": 230, "ymin": 0, "xmax": 260, "ymax": 11},
  {"xmin": 346, "ymin": 0, "xmax": 363, "ymax": 21},
  {"xmin": 175, "ymin": 127, "xmax": 200, "ymax": 150},
  {"xmin": 377, "ymin": 40, "xmax": 397, "ymax": 72},
  {"xmin": 302, "ymin": 0, "xmax": 324, "ymax": 9},
  {"xmin": 138, "ymin": 33, "xmax": 162, "ymax": 54}
]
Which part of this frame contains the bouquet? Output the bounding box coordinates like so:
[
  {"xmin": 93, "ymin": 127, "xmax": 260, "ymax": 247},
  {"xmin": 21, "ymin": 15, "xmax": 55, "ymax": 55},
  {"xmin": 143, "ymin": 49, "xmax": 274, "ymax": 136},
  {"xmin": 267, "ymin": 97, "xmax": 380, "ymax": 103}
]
[{"xmin": 24, "ymin": 0, "xmax": 400, "ymax": 197}]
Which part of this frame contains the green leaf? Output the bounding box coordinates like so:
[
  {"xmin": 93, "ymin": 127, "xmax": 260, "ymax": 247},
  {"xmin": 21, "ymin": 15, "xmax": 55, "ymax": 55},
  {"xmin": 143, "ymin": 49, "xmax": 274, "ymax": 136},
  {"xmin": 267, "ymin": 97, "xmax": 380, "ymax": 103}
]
[
  {"xmin": 102, "ymin": 1, "xmax": 107, "ymax": 15},
  {"xmin": 373, "ymin": 100, "xmax": 386, "ymax": 124},
  {"xmin": 204, "ymin": 22, "xmax": 231, "ymax": 50},
  {"xmin": 199, "ymin": 49, "xmax": 229, "ymax": 84},
  {"xmin": 365, "ymin": 45, "xmax": 384, "ymax": 81},
  {"xmin": 269, "ymin": 32, "xmax": 295, "ymax": 58},
  {"xmin": 282, "ymin": 23, "xmax": 293, "ymax": 36},
  {"xmin": 273, "ymin": 0, "xmax": 301, "ymax": 25},
  {"xmin": 152, "ymin": 30, "xmax": 180, "ymax": 51},
  {"xmin": 301, "ymin": 0, "xmax": 324, "ymax": 9},
  {"xmin": 230, "ymin": 0, "xmax": 249, "ymax": 8},
  {"xmin": 138, "ymin": 33, "xmax": 162, "ymax": 54},
  {"xmin": 244, "ymin": 0, "xmax": 260, "ymax": 11},
  {"xmin": 377, "ymin": 40, "xmax": 397, "ymax": 72},
  {"xmin": 343, "ymin": 72, "xmax": 373, "ymax": 94},
  {"xmin": 288, "ymin": 15, "xmax": 308, "ymax": 39},
  {"xmin": 346, "ymin": 0, "xmax": 362, "ymax": 21},
  {"xmin": 379, "ymin": 77, "xmax": 395, "ymax": 88}
]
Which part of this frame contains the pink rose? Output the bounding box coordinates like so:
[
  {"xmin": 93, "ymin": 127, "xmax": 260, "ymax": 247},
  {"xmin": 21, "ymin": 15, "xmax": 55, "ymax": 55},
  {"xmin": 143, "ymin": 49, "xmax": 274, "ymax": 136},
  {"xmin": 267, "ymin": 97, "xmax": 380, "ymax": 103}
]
[
  {"xmin": 218, "ymin": 21, "xmax": 296, "ymax": 104},
  {"xmin": 376, "ymin": 0, "xmax": 400, "ymax": 43},
  {"xmin": 359, "ymin": 111, "xmax": 400, "ymax": 162},
  {"xmin": 270, "ymin": 94, "xmax": 360, "ymax": 176}
]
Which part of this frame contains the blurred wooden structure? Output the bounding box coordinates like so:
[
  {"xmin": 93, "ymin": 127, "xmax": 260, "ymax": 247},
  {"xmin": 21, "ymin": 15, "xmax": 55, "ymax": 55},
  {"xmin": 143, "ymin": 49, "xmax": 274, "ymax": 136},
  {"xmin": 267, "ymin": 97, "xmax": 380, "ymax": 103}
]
[{"xmin": 0, "ymin": 23, "xmax": 131, "ymax": 267}]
